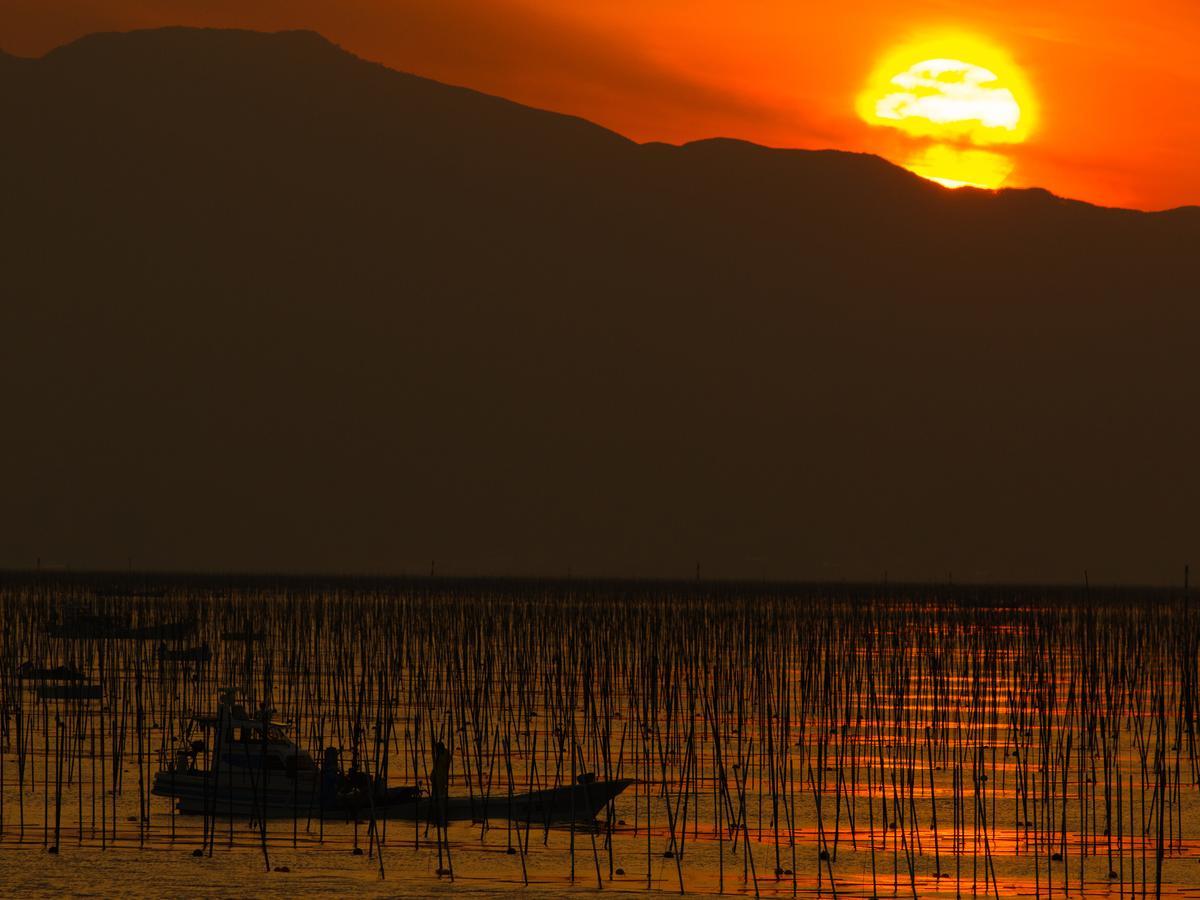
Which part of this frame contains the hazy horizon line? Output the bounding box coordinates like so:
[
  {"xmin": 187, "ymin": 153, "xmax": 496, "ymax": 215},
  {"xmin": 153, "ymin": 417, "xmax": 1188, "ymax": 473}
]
[{"xmin": 2, "ymin": 565, "xmax": 1191, "ymax": 595}]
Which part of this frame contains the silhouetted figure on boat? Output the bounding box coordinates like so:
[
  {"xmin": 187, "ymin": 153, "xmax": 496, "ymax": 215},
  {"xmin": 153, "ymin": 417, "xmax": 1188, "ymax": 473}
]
[
  {"xmin": 321, "ymin": 746, "xmax": 341, "ymax": 807},
  {"xmin": 431, "ymin": 740, "xmax": 451, "ymax": 823},
  {"xmin": 430, "ymin": 739, "xmax": 454, "ymax": 877}
]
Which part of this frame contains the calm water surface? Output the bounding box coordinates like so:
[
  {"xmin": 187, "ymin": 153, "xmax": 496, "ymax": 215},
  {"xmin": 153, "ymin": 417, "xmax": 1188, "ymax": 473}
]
[{"xmin": 2, "ymin": 576, "xmax": 1197, "ymax": 897}]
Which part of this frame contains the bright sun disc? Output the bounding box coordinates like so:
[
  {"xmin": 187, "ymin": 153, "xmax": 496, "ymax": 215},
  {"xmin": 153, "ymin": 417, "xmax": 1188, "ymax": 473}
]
[
  {"xmin": 857, "ymin": 34, "xmax": 1037, "ymax": 145},
  {"xmin": 857, "ymin": 33, "xmax": 1037, "ymax": 189}
]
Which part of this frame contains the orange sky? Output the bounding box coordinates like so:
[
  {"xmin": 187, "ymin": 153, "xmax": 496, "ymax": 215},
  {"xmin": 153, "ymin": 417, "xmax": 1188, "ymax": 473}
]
[{"xmin": 4, "ymin": 0, "xmax": 1198, "ymax": 209}]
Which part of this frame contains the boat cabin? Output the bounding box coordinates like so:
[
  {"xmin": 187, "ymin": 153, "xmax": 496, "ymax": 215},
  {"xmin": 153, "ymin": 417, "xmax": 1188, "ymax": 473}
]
[{"xmin": 172, "ymin": 689, "xmax": 317, "ymax": 777}]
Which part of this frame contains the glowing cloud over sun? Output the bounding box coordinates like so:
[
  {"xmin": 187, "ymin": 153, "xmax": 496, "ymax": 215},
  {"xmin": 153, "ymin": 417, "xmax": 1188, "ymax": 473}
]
[
  {"xmin": 874, "ymin": 59, "xmax": 1020, "ymax": 142},
  {"xmin": 858, "ymin": 34, "xmax": 1036, "ymax": 145},
  {"xmin": 857, "ymin": 33, "xmax": 1037, "ymax": 189}
]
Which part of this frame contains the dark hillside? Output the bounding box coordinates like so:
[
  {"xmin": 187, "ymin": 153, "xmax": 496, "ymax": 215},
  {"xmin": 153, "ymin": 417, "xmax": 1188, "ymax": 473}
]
[{"xmin": 1, "ymin": 28, "xmax": 1196, "ymax": 582}]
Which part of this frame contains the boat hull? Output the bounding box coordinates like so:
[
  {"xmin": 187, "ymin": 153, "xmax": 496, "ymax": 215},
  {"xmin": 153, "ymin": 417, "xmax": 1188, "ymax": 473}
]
[{"xmin": 152, "ymin": 771, "xmax": 633, "ymax": 824}]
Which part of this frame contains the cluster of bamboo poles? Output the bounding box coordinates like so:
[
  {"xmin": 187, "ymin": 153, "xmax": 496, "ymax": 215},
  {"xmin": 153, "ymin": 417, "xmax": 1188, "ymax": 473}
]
[{"xmin": 0, "ymin": 573, "xmax": 1196, "ymax": 896}]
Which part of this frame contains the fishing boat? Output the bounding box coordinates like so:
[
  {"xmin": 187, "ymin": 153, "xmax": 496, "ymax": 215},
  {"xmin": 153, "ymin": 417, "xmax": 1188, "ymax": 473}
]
[
  {"xmin": 46, "ymin": 607, "xmax": 195, "ymax": 641},
  {"xmin": 17, "ymin": 661, "xmax": 103, "ymax": 699},
  {"xmin": 152, "ymin": 690, "xmax": 632, "ymax": 824},
  {"xmin": 16, "ymin": 661, "xmax": 86, "ymax": 681},
  {"xmin": 35, "ymin": 683, "xmax": 103, "ymax": 700},
  {"xmin": 157, "ymin": 642, "xmax": 212, "ymax": 663}
]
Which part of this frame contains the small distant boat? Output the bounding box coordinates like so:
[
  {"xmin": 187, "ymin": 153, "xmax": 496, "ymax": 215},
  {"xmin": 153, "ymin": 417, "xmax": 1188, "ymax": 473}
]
[
  {"xmin": 17, "ymin": 661, "xmax": 86, "ymax": 681},
  {"xmin": 47, "ymin": 611, "xmax": 195, "ymax": 641},
  {"xmin": 157, "ymin": 642, "xmax": 212, "ymax": 663},
  {"xmin": 36, "ymin": 683, "xmax": 103, "ymax": 700},
  {"xmin": 152, "ymin": 690, "xmax": 632, "ymax": 823},
  {"xmin": 18, "ymin": 662, "xmax": 102, "ymax": 698},
  {"xmin": 127, "ymin": 620, "xmax": 197, "ymax": 641},
  {"xmin": 220, "ymin": 629, "xmax": 265, "ymax": 643},
  {"xmin": 94, "ymin": 587, "xmax": 166, "ymax": 599},
  {"xmin": 45, "ymin": 610, "xmax": 122, "ymax": 639}
]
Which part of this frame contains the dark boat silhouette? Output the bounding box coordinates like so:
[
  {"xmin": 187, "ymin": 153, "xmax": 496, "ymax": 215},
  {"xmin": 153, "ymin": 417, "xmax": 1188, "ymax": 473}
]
[
  {"xmin": 220, "ymin": 628, "xmax": 265, "ymax": 643},
  {"xmin": 16, "ymin": 661, "xmax": 86, "ymax": 680},
  {"xmin": 157, "ymin": 642, "xmax": 212, "ymax": 663},
  {"xmin": 17, "ymin": 661, "xmax": 103, "ymax": 698},
  {"xmin": 152, "ymin": 691, "xmax": 631, "ymax": 823},
  {"xmin": 46, "ymin": 609, "xmax": 196, "ymax": 641},
  {"xmin": 35, "ymin": 683, "xmax": 103, "ymax": 700}
]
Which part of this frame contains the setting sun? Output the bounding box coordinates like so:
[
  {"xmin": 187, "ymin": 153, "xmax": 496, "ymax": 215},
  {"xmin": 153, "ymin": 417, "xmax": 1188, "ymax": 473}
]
[{"xmin": 857, "ymin": 33, "xmax": 1037, "ymax": 189}]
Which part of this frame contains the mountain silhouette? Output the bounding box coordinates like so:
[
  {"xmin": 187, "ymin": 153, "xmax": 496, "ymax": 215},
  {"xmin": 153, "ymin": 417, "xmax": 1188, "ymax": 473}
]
[{"xmin": 1, "ymin": 27, "xmax": 1196, "ymax": 583}]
